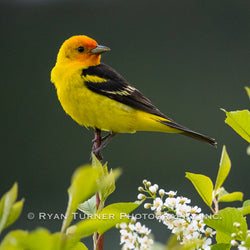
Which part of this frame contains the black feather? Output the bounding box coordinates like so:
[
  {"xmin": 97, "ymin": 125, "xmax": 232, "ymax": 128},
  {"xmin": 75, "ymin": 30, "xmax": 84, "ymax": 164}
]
[
  {"xmin": 81, "ymin": 63, "xmax": 217, "ymax": 147},
  {"xmin": 82, "ymin": 63, "xmax": 166, "ymax": 118}
]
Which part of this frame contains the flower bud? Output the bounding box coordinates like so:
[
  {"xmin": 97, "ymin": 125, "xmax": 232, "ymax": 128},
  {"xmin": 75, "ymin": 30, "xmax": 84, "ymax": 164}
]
[
  {"xmin": 137, "ymin": 193, "xmax": 146, "ymax": 200},
  {"xmin": 149, "ymin": 186, "xmax": 157, "ymax": 193},
  {"xmin": 144, "ymin": 203, "xmax": 152, "ymax": 209},
  {"xmin": 158, "ymin": 189, "xmax": 165, "ymax": 196}
]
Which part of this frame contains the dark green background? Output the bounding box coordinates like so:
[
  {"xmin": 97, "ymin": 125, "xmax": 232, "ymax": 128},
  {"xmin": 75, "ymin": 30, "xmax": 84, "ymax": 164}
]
[{"xmin": 0, "ymin": 0, "xmax": 249, "ymax": 248}]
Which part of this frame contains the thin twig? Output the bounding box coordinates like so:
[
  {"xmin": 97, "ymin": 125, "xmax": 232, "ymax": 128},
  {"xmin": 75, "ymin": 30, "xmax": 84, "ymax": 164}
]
[{"xmin": 93, "ymin": 128, "xmax": 104, "ymax": 250}]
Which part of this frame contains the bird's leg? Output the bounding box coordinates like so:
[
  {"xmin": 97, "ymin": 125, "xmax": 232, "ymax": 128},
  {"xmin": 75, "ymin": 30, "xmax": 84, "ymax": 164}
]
[
  {"xmin": 92, "ymin": 128, "xmax": 104, "ymax": 250},
  {"xmin": 92, "ymin": 128, "xmax": 103, "ymax": 161},
  {"xmin": 92, "ymin": 131, "xmax": 116, "ymax": 158}
]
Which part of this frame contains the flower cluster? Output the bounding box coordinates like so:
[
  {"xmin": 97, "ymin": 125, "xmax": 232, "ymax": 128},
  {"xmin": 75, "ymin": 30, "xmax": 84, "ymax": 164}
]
[
  {"xmin": 230, "ymin": 223, "xmax": 250, "ymax": 250},
  {"xmin": 116, "ymin": 218, "xmax": 153, "ymax": 250},
  {"xmin": 138, "ymin": 180, "xmax": 216, "ymax": 250}
]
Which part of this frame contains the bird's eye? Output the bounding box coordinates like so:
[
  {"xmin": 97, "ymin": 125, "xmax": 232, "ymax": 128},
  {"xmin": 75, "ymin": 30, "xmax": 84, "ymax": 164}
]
[{"xmin": 77, "ymin": 46, "xmax": 85, "ymax": 53}]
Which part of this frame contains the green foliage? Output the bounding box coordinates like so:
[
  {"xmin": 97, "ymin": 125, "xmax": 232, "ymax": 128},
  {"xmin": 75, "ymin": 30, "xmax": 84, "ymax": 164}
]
[
  {"xmin": 222, "ymin": 109, "xmax": 250, "ymax": 143},
  {"xmin": 239, "ymin": 200, "xmax": 250, "ymax": 216},
  {"xmin": 214, "ymin": 146, "xmax": 231, "ymax": 192},
  {"xmin": 90, "ymin": 154, "xmax": 122, "ymax": 210},
  {"xmin": 218, "ymin": 190, "xmax": 243, "ymax": 203},
  {"xmin": 0, "ymin": 161, "xmax": 139, "ymax": 250},
  {"xmin": 0, "ymin": 160, "xmax": 139, "ymax": 250},
  {"xmin": 78, "ymin": 195, "xmax": 96, "ymax": 216},
  {"xmin": 221, "ymin": 86, "xmax": 250, "ymax": 144},
  {"xmin": 68, "ymin": 202, "xmax": 140, "ymax": 240},
  {"xmin": 1, "ymin": 86, "xmax": 249, "ymax": 249},
  {"xmin": 245, "ymin": 86, "xmax": 250, "ymax": 100},
  {"xmin": 61, "ymin": 165, "xmax": 103, "ymax": 233},
  {"xmin": 185, "ymin": 172, "xmax": 213, "ymax": 207},
  {"xmin": 0, "ymin": 183, "xmax": 24, "ymax": 235},
  {"xmin": 186, "ymin": 141, "xmax": 249, "ymax": 248},
  {"xmin": 204, "ymin": 207, "xmax": 247, "ymax": 243},
  {"xmin": 0, "ymin": 229, "xmax": 62, "ymax": 250},
  {"xmin": 210, "ymin": 243, "xmax": 231, "ymax": 250}
]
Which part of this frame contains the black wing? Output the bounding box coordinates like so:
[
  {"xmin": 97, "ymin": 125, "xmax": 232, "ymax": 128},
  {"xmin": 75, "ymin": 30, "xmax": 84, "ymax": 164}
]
[
  {"xmin": 82, "ymin": 63, "xmax": 167, "ymax": 119},
  {"xmin": 82, "ymin": 64, "xmax": 217, "ymax": 147}
]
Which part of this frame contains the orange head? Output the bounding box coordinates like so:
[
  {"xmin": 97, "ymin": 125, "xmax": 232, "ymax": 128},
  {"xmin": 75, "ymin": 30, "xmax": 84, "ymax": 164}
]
[{"xmin": 56, "ymin": 35, "xmax": 110, "ymax": 67}]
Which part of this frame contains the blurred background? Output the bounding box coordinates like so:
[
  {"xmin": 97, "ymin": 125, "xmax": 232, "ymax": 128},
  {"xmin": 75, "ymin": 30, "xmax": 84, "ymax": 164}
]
[{"xmin": 0, "ymin": 0, "xmax": 249, "ymax": 248}]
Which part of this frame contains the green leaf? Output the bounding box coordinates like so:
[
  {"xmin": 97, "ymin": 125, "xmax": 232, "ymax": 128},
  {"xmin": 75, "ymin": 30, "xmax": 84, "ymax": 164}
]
[
  {"xmin": 71, "ymin": 242, "xmax": 88, "ymax": 250},
  {"xmin": 4, "ymin": 199, "xmax": 24, "ymax": 229},
  {"xmin": 165, "ymin": 235, "xmax": 183, "ymax": 250},
  {"xmin": 204, "ymin": 207, "xmax": 248, "ymax": 243},
  {"xmin": 151, "ymin": 241, "xmax": 166, "ymax": 250},
  {"xmin": 0, "ymin": 229, "xmax": 61, "ymax": 250},
  {"xmin": 245, "ymin": 86, "xmax": 250, "ymax": 100},
  {"xmin": 218, "ymin": 192, "xmax": 243, "ymax": 202},
  {"xmin": 91, "ymin": 154, "xmax": 122, "ymax": 204},
  {"xmin": 244, "ymin": 235, "xmax": 250, "ymax": 247},
  {"xmin": 240, "ymin": 199, "xmax": 250, "ymax": 215},
  {"xmin": 222, "ymin": 109, "xmax": 250, "ymax": 143},
  {"xmin": 61, "ymin": 165, "xmax": 102, "ymax": 233},
  {"xmin": 99, "ymin": 168, "xmax": 122, "ymax": 203},
  {"xmin": 0, "ymin": 183, "xmax": 22, "ymax": 234},
  {"xmin": 215, "ymin": 146, "xmax": 231, "ymax": 191},
  {"xmin": 185, "ymin": 172, "xmax": 213, "ymax": 207},
  {"xmin": 68, "ymin": 202, "xmax": 141, "ymax": 240},
  {"xmin": 78, "ymin": 195, "xmax": 96, "ymax": 216},
  {"xmin": 210, "ymin": 243, "xmax": 231, "ymax": 250},
  {"xmin": 243, "ymin": 199, "xmax": 250, "ymax": 207},
  {"xmin": 91, "ymin": 153, "xmax": 103, "ymax": 169}
]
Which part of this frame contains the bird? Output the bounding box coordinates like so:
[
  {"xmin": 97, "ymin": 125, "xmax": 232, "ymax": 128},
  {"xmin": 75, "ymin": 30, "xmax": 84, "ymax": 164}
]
[{"xmin": 51, "ymin": 35, "xmax": 217, "ymax": 154}]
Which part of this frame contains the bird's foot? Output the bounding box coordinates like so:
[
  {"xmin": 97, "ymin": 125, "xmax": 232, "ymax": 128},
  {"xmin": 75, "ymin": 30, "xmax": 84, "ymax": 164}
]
[{"xmin": 90, "ymin": 132, "xmax": 116, "ymax": 161}]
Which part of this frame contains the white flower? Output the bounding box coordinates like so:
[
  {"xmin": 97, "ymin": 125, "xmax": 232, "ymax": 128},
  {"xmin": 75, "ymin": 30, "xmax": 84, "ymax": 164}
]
[
  {"xmin": 176, "ymin": 203, "xmax": 191, "ymax": 218},
  {"xmin": 138, "ymin": 235, "xmax": 154, "ymax": 249},
  {"xmin": 184, "ymin": 230, "xmax": 200, "ymax": 240},
  {"xmin": 154, "ymin": 210, "xmax": 163, "ymax": 220},
  {"xmin": 149, "ymin": 186, "xmax": 157, "ymax": 193},
  {"xmin": 233, "ymin": 222, "xmax": 241, "ymax": 228},
  {"xmin": 162, "ymin": 213, "xmax": 175, "ymax": 229},
  {"xmin": 191, "ymin": 213, "xmax": 204, "ymax": 222},
  {"xmin": 190, "ymin": 205, "xmax": 201, "ymax": 214},
  {"xmin": 166, "ymin": 190, "xmax": 177, "ymax": 197},
  {"xmin": 128, "ymin": 223, "xmax": 135, "ymax": 231},
  {"xmin": 183, "ymin": 221, "xmax": 198, "ymax": 237},
  {"xmin": 172, "ymin": 218, "xmax": 187, "ymax": 234},
  {"xmin": 119, "ymin": 219, "xmax": 153, "ymax": 249},
  {"xmin": 231, "ymin": 240, "xmax": 238, "ymax": 246},
  {"xmin": 205, "ymin": 227, "xmax": 216, "ymax": 237},
  {"xmin": 158, "ymin": 189, "xmax": 165, "ymax": 196},
  {"xmin": 119, "ymin": 222, "xmax": 128, "ymax": 229},
  {"xmin": 137, "ymin": 193, "xmax": 145, "ymax": 200},
  {"xmin": 202, "ymin": 238, "xmax": 212, "ymax": 249},
  {"xmin": 151, "ymin": 197, "xmax": 163, "ymax": 211},
  {"xmin": 238, "ymin": 246, "xmax": 249, "ymax": 250},
  {"xmin": 144, "ymin": 203, "xmax": 152, "ymax": 209},
  {"xmin": 134, "ymin": 222, "xmax": 142, "ymax": 232},
  {"xmin": 164, "ymin": 197, "xmax": 178, "ymax": 209},
  {"xmin": 179, "ymin": 197, "xmax": 191, "ymax": 204},
  {"xmin": 138, "ymin": 225, "xmax": 151, "ymax": 235}
]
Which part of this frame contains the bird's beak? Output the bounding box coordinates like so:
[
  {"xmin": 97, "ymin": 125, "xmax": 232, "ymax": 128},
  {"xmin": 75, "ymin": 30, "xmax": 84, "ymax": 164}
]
[{"xmin": 90, "ymin": 45, "xmax": 111, "ymax": 54}]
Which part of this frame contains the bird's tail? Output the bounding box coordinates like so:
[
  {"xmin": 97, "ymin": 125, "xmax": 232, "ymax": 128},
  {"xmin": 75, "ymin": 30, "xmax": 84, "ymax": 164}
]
[{"xmin": 159, "ymin": 119, "xmax": 217, "ymax": 147}]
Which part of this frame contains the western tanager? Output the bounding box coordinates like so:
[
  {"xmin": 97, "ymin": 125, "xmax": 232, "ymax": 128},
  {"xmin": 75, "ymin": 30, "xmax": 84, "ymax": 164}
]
[{"xmin": 51, "ymin": 35, "xmax": 216, "ymax": 151}]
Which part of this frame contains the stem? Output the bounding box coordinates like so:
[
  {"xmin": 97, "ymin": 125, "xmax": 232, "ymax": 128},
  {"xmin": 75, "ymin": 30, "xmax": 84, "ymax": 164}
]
[
  {"xmin": 93, "ymin": 128, "xmax": 104, "ymax": 250},
  {"xmin": 213, "ymin": 198, "xmax": 219, "ymax": 214}
]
